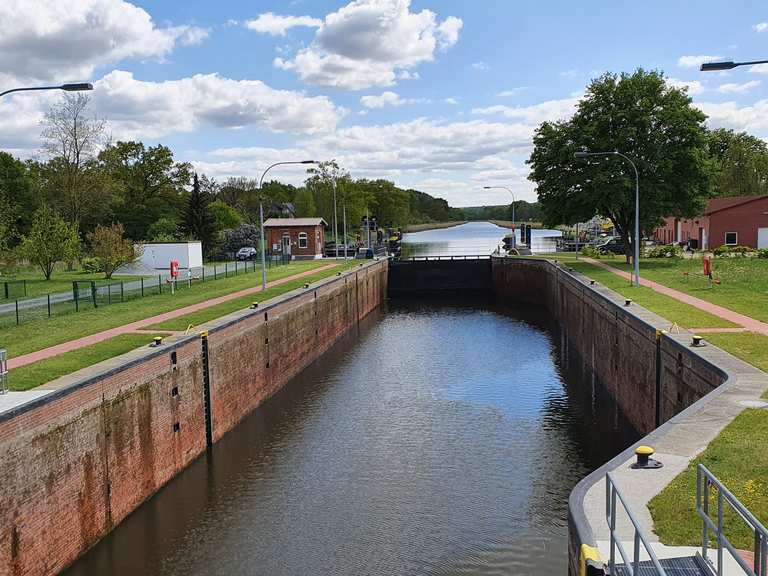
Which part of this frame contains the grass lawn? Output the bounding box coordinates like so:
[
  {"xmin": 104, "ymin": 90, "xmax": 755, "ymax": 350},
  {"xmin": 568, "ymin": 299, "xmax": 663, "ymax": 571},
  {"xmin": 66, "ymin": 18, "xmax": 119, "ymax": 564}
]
[
  {"xmin": 591, "ymin": 256, "xmax": 768, "ymax": 323},
  {"xmin": 0, "ymin": 261, "xmax": 334, "ymax": 359},
  {"xmin": 8, "ymin": 333, "xmax": 165, "ymax": 391},
  {"xmin": 147, "ymin": 260, "xmax": 360, "ymax": 331},
  {"xmin": 566, "ymin": 261, "xmax": 736, "ymax": 329},
  {"xmin": 0, "ymin": 267, "xmax": 147, "ymax": 301},
  {"xmin": 649, "ymin": 408, "xmax": 768, "ymax": 550}
]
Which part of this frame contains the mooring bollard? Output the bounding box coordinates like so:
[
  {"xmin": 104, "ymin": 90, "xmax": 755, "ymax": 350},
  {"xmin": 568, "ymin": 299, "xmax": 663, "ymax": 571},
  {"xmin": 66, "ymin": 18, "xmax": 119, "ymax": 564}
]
[
  {"xmin": 691, "ymin": 335, "xmax": 705, "ymax": 347},
  {"xmin": 250, "ymin": 301, "xmax": 259, "ymax": 309},
  {"xmin": 152, "ymin": 336, "xmax": 164, "ymax": 347},
  {"xmin": 624, "ymin": 299, "xmax": 632, "ymax": 307},
  {"xmin": 631, "ymin": 445, "xmax": 663, "ymax": 469}
]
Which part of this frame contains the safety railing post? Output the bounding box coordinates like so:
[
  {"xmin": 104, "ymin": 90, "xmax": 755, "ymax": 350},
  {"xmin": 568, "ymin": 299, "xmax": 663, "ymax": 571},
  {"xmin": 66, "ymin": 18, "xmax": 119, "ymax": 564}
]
[
  {"xmin": 141, "ymin": 277, "xmax": 144, "ymax": 297},
  {"xmin": 159, "ymin": 274, "xmax": 162, "ymax": 294},
  {"xmin": 121, "ymin": 282, "xmax": 124, "ymax": 302},
  {"xmin": 718, "ymin": 489, "xmax": 724, "ymax": 576},
  {"xmin": 15, "ymin": 299, "xmax": 19, "ymax": 325},
  {"xmin": 47, "ymin": 294, "xmax": 51, "ymax": 317}
]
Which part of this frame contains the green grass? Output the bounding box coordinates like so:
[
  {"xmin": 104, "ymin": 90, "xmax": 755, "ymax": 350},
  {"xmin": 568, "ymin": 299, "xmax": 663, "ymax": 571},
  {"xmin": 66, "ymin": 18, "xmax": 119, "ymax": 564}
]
[
  {"xmin": 0, "ymin": 261, "xmax": 334, "ymax": 359},
  {"xmin": 0, "ymin": 267, "xmax": 147, "ymax": 301},
  {"xmin": 589, "ymin": 256, "xmax": 768, "ymax": 323},
  {"xmin": 649, "ymin": 409, "xmax": 768, "ymax": 550},
  {"xmin": 566, "ymin": 261, "xmax": 736, "ymax": 329},
  {"xmin": 705, "ymin": 332, "xmax": 768, "ymax": 375},
  {"xmin": 8, "ymin": 333, "xmax": 165, "ymax": 391},
  {"xmin": 147, "ymin": 260, "xmax": 361, "ymax": 330}
]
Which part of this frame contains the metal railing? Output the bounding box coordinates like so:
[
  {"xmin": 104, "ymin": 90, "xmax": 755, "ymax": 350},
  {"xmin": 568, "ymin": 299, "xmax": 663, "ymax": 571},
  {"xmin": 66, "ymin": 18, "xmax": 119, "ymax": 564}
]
[
  {"xmin": 396, "ymin": 255, "xmax": 492, "ymax": 261},
  {"xmin": 606, "ymin": 472, "xmax": 669, "ymax": 575},
  {"xmin": 697, "ymin": 463, "xmax": 768, "ymax": 576},
  {"xmin": 0, "ymin": 349, "xmax": 7, "ymax": 395}
]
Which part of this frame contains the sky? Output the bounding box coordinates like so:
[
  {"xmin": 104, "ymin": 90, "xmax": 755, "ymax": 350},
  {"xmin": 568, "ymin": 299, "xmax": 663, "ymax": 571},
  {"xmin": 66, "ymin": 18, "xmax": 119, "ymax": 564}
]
[{"xmin": 2, "ymin": 0, "xmax": 768, "ymax": 207}]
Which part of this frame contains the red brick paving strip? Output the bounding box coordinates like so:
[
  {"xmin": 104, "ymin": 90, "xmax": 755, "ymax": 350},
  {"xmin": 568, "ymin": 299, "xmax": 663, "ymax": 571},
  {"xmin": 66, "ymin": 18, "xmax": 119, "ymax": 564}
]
[
  {"xmin": 7, "ymin": 263, "xmax": 339, "ymax": 369},
  {"xmin": 582, "ymin": 257, "xmax": 768, "ymax": 335}
]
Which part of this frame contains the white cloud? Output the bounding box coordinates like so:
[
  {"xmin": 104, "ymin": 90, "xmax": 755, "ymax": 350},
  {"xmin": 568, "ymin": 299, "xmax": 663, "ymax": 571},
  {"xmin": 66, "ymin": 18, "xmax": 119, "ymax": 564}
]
[
  {"xmin": 444, "ymin": 97, "xmax": 458, "ymax": 105},
  {"xmin": 754, "ymin": 22, "xmax": 768, "ymax": 32},
  {"xmin": 273, "ymin": 0, "xmax": 462, "ymax": 90},
  {"xmin": 471, "ymin": 97, "xmax": 579, "ymax": 125},
  {"xmin": 696, "ymin": 99, "xmax": 768, "ymax": 135},
  {"xmin": 677, "ymin": 55, "xmax": 722, "ymax": 68},
  {"xmin": 667, "ymin": 77, "xmax": 705, "ymax": 95},
  {"xmin": 244, "ymin": 12, "xmax": 322, "ymax": 36},
  {"xmin": 91, "ymin": 70, "xmax": 343, "ymax": 139},
  {"xmin": 472, "ymin": 61, "xmax": 489, "ymax": 71},
  {"xmin": 749, "ymin": 64, "xmax": 768, "ymax": 75},
  {"xmin": 497, "ymin": 87, "xmax": 530, "ymax": 97},
  {"xmin": 718, "ymin": 80, "xmax": 761, "ymax": 94},
  {"xmin": 360, "ymin": 91, "xmax": 406, "ymax": 108},
  {"xmin": 0, "ymin": 0, "xmax": 208, "ymax": 84}
]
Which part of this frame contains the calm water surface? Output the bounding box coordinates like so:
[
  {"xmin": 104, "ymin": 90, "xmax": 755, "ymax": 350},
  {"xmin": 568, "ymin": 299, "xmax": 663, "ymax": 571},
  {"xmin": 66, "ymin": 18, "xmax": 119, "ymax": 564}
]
[
  {"xmin": 64, "ymin": 297, "xmax": 636, "ymax": 576},
  {"xmin": 402, "ymin": 221, "xmax": 561, "ymax": 257}
]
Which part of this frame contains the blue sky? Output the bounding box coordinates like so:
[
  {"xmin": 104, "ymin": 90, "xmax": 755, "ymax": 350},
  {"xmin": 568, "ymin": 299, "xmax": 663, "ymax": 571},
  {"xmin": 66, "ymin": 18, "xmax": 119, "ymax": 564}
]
[{"xmin": 1, "ymin": 0, "xmax": 768, "ymax": 206}]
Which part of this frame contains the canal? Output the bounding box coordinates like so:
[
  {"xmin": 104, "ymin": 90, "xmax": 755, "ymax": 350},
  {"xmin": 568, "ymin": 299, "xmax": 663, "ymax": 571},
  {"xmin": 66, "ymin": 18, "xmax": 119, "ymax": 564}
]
[{"xmin": 64, "ymin": 223, "xmax": 637, "ymax": 576}]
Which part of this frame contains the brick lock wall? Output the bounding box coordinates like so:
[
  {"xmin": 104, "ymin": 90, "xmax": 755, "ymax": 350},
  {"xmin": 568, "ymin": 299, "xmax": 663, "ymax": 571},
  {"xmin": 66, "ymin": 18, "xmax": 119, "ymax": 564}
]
[{"xmin": 0, "ymin": 259, "xmax": 388, "ymax": 576}]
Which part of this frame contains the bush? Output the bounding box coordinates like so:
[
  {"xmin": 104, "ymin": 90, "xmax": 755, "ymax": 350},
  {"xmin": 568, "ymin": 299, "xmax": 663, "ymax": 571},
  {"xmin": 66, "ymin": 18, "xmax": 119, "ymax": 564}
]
[
  {"xmin": 646, "ymin": 244, "xmax": 681, "ymax": 258},
  {"xmin": 758, "ymin": 249, "xmax": 768, "ymax": 259},
  {"xmin": 580, "ymin": 245, "xmax": 607, "ymax": 258},
  {"xmin": 80, "ymin": 256, "xmax": 103, "ymax": 273},
  {"xmin": 713, "ymin": 245, "xmax": 757, "ymax": 257}
]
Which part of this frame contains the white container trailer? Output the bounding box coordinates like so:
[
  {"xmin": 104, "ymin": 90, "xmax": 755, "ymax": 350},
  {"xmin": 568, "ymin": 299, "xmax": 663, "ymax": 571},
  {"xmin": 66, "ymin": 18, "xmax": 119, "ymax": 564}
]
[{"xmin": 138, "ymin": 242, "xmax": 203, "ymax": 270}]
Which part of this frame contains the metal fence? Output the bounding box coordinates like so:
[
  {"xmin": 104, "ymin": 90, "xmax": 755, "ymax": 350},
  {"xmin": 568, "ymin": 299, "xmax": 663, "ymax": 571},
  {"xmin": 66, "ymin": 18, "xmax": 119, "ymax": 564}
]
[
  {"xmin": 1, "ymin": 280, "xmax": 27, "ymax": 300},
  {"xmin": 0, "ymin": 349, "xmax": 7, "ymax": 395},
  {"xmin": 697, "ymin": 463, "xmax": 768, "ymax": 576},
  {"xmin": 0, "ymin": 256, "xmax": 291, "ymax": 329}
]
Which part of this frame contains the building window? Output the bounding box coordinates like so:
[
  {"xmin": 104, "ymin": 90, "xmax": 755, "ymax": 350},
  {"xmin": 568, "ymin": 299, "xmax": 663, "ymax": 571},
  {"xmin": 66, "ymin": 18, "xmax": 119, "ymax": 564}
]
[
  {"xmin": 725, "ymin": 232, "xmax": 738, "ymax": 245},
  {"xmin": 298, "ymin": 232, "xmax": 308, "ymax": 249}
]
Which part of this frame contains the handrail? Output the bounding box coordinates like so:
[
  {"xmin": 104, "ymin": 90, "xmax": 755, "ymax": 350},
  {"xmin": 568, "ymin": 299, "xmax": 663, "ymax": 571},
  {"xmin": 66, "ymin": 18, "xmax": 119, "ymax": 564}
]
[
  {"xmin": 606, "ymin": 472, "xmax": 669, "ymax": 575},
  {"xmin": 0, "ymin": 349, "xmax": 7, "ymax": 395},
  {"xmin": 697, "ymin": 464, "xmax": 768, "ymax": 575}
]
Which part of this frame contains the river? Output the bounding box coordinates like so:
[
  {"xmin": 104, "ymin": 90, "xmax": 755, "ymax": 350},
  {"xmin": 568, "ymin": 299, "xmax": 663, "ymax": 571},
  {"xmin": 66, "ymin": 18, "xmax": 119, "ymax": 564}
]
[{"xmin": 64, "ymin": 222, "xmax": 636, "ymax": 576}]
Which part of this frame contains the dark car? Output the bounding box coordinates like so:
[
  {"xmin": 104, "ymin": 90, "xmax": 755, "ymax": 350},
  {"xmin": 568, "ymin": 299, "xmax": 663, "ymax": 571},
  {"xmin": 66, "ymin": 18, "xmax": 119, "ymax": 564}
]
[
  {"xmin": 236, "ymin": 246, "xmax": 258, "ymax": 260},
  {"xmin": 598, "ymin": 237, "xmax": 626, "ymax": 254}
]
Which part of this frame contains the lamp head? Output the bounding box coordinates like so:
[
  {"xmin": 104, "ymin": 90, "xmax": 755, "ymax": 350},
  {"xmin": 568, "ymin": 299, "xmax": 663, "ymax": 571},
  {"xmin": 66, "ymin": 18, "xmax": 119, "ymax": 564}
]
[
  {"xmin": 574, "ymin": 151, "xmax": 591, "ymax": 159},
  {"xmin": 60, "ymin": 83, "xmax": 93, "ymax": 92},
  {"xmin": 700, "ymin": 61, "xmax": 737, "ymax": 72},
  {"xmin": 300, "ymin": 160, "xmax": 317, "ymax": 164}
]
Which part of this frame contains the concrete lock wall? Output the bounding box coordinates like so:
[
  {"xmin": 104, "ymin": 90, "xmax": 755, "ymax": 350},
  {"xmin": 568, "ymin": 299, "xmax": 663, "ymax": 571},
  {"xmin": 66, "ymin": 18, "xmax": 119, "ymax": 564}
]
[
  {"xmin": 490, "ymin": 256, "xmax": 728, "ymax": 576},
  {"xmin": 0, "ymin": 260, "xmax": 387, "ymax": 576}
]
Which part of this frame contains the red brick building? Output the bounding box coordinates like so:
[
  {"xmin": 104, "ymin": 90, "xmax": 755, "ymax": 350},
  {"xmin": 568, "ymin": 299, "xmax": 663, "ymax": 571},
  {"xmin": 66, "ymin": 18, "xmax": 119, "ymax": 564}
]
[
  {"xmin": 264, "ymin": 218, "xmax": 327, "ymax": 259},
  {"xmin": 653, "ymin": 195, "xmax": 768, "ymax": 249}
]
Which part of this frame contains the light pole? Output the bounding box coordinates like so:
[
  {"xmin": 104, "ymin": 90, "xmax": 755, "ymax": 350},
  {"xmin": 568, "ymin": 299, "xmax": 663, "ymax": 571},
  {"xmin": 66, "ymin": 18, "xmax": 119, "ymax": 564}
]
[
  {"xmin": 700, "ymin": 59, "xmax": 768, "ymax": 72},
  {"xmin": 484, "ymin": 185, "xmax": 517, "ymax": 246},
  {"xmin": 574, "ymin": 150, "xmax": 641, "ymax": 287},
  {"xmin": 332, "ymin": 177, "xmax": 339, "ymax": 259},
  {"xmin": 258, "ymin": 160, "xmax": 317, "ymax": 290},
  {"xmin": 0, "ymin": 82, "xmax": 93, "ymax": 99}
]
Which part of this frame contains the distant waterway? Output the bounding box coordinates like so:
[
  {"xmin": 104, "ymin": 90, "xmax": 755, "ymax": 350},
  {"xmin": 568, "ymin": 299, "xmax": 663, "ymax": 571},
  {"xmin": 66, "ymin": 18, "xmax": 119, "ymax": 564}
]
[
  {"xmin": 401, "ymin": 221, "xmax": 561, "ymax": 257},
  {"xmin": 64, "ymin": 296, "xmax": 637, "ymax": 576}
]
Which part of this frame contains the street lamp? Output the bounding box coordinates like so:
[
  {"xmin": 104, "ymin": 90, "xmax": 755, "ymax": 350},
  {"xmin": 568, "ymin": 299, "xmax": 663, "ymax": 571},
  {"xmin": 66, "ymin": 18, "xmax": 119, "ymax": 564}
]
[
  {"xmin": 483, "ymin": 186, "xmax": 518, "ymax": 246},
  {"xmin": 0, "ymin": 82, "xmax": 93, "ymax": 99},
  {"xmin": 574, "ymin": 150, "xmax": 641, "ymax": 287},
  {"xmin": 258, "ymin": 160, "xmax": 317, "ymax": 290},
  {"xmin": 700, "ymin": 59, "xmax": 768, "ymax": 72}
]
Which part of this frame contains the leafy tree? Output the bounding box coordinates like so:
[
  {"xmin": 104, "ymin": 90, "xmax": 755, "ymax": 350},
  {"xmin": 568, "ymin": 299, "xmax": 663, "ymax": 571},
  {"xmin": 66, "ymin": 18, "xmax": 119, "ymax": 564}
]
[
  {"xmin": 87, "ymin": 223, "xmax": 140, "ymax": 279},
  {"xmin": 97, "ymin": 141, "xmax": 192, "ymax": 239},
  {"xmin": 181, "ymin": 173, "xmax": 217, "ymax": 256},
  {"xmin": 209, "ymin": 200, "xmax": 243, "ymax": 231},
  {"xmin": 40, "ymin": 93, "xmax": 107, "ymax": 232},
  {"xmin": 708, "ymin": 128, "xmax": 768, "ymax": 197},
  {"xmin": 20, "ymin": 206, "xmax": 80, "ymax": 280},
  {"xmin": 221, "ymin": 224, "xmax": 261, "ymax": 255},
  {"xmin": 528, "ymin": 69, "xmax": 712, "ymax": 262},
  {"xmin": 147, "ymin": 217, "xmax": 180, "ymax": 242},
  {"xmin": 293, "ymin": 187, "xmax": 316, "ymax": 216},
  {"xmin": 0, "ymin": 152, "xmax": 39, "ymax": 246}
]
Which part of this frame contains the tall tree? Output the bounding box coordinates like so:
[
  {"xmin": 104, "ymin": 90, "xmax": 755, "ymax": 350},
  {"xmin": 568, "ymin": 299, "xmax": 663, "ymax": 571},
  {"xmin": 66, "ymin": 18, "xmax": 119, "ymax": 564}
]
[
  {"xmin": 181, "ymin": 173, "xmax": 217, "ymax": 256},
  {"xmin": 708, "ymin": 128, "xmax": 768, "ymax": 197},
  {"xmin": 40, "ymin": 93, "xmax": 107, "ymax": 232},
  {"xmin": 20, "ymin": 205, "xmax": 80, "ymax": 280},
  {"xmin": 528, "ymin": 69, "xmax": 712, "ymax": 262},
  {"xmin": 97, "ymin": 141, "xmax": 192, "ymax": 239},
  {"xmin": 87, "ymin": 223, "xmax": 140, "ymax": 279}
]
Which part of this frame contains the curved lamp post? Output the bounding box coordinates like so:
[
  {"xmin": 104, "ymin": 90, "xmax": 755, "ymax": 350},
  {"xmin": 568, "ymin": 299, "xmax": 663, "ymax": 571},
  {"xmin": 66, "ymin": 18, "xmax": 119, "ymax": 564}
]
[
  {"xmin": 484, "ymin": 185, "xmax": 517, "ymax": 245},
  {"xmin": 574, "ymin": 150, "xmax": 641, "ymax": 287},
  {"xmin": 700, "ymin": 59, "xmax": 768, "ymax": 72},
  {"xmin": 0, "ymin": 83, "xmax": 93, "ymax": 99},
  {"xmin": 258, "ymin": 160, "xmax": 317, "ymax": 289}
]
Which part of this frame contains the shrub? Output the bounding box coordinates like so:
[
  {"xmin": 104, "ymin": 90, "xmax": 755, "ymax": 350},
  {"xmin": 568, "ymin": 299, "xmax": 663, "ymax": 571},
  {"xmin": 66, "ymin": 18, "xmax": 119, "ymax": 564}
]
[
  {"xmin": 713, "ymin": 245, "xmax": 757, "ymax": 257},
  {"xmin": 80, "ymin": 256, "xmax": 103, "ymax": 273},
  {"xmin": 646, "ymin": 244, "xmax": 681, "ymax": 258},
  {"xmin": 758, "ymin": 248, "xmax": 768, "ymax": 259},
  {"xmin": 580, "ymin": 245, "xmax": 606, "ymax": 258}
]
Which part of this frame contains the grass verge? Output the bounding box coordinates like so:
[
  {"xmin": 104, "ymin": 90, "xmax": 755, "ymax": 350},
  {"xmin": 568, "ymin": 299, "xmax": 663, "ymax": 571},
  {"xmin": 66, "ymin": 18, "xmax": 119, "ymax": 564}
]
[
  {"xmin": 8, "ymin": 333, "xmax": 163, "ymax": 391},
  {"xmin": 0, "ymin": 261, "xmax": 332, "ymax": 358},
  {"xmin": 649, "ymin": 408, "xmax": 768, "ymax": 550},
  {"xmin": 566, "ymin": 261, "xmax": 736, "ymax": 329},
  {"xmin": 147, "ymin": 261, "xmax": 360, "ymax": 330},
  {"xmin": 1, "ymin": 269, "xmax": 147, "ymax": 301}
]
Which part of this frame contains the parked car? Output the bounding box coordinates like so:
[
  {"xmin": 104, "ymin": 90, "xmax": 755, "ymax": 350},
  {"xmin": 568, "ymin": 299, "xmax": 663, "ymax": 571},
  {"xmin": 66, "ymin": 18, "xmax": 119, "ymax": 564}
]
[
  {"xmin": 597, "ymin": 237, "xmax": 626, "ymax": 254},
  {"xmin": 236, "ymin": 246, "xmax": 258, "ymax": 260}
]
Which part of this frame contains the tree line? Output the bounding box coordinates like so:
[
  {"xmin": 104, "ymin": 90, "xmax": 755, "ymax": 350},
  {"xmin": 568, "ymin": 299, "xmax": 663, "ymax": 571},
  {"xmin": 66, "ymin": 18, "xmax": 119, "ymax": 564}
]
[{"xmin": 0, "ymin": 94, "xmax": 461, "ymax": 277}]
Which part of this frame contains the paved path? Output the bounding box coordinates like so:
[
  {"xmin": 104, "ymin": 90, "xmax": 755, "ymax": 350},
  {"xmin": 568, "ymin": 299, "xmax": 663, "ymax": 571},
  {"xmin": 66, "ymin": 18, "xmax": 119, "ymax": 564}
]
[
  {"xmin": 582, "ymin": 258, "xmax": 768, "ymax": 335},
  {"xmin": 7, "ymin": 263, "xmax": 339, "ymax": 370}
]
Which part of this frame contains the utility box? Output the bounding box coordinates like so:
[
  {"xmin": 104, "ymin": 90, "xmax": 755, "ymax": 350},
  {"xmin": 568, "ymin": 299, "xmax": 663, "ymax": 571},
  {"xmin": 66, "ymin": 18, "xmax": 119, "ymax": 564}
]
[{"xmin": 137, "ymin": 242, "xmax": 203, "ymax": 271}]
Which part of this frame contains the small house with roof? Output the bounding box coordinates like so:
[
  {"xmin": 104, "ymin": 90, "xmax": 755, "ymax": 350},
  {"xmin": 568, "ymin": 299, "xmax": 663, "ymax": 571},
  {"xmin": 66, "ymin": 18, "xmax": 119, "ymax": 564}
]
[{"xmin": 264, "ymin": 218, "xmax": 327, "ymax": 259}]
